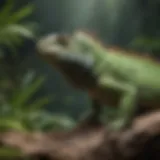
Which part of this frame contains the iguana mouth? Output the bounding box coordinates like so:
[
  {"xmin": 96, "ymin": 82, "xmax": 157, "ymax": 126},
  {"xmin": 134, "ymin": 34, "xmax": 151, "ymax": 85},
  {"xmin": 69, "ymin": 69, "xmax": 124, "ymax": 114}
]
[{"xmin": 36, "ymin": 33, "xmax": 71, "ymax": 58}]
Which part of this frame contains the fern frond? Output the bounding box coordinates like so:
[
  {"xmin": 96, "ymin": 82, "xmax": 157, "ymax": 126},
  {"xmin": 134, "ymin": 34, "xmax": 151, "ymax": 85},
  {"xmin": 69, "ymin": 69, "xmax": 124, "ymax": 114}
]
[
  {"xmin": 0, "ymin": 23, "xmax": 36, "ymax": 49},
  {"xmin": 7, "ymin": 4, "xmax": 34, "ymax": 24},
  {"xmin": 0, "ymin": 0, "xmax": 14, "ymax": 25},
  {"xmin": 0, "ymin": 0, "xmax": 36, "ymax": 50}
]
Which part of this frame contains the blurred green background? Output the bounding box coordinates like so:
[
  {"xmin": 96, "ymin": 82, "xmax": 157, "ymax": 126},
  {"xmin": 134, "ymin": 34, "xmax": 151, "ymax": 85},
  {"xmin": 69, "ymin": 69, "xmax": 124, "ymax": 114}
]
[{"xmin": 0, "ymin": 0, "xmax": 160, "ymax": 133}]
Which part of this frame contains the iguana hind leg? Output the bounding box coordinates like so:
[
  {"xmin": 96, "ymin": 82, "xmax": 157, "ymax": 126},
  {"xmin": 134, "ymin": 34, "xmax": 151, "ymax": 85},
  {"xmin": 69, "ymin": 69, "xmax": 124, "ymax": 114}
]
[
  {"xmin": 111, "ymin": 89, "xmax": 138, "ymax": 130},
  {"xmin": 99, "ymin": 76, "xmax": 138, "ymax": 130}
]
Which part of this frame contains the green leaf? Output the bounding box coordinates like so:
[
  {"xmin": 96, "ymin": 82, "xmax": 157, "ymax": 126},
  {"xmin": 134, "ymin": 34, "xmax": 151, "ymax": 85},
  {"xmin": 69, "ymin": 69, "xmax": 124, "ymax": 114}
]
[
  {"xmin": 0, "ymin": 0, "xmax": 14, "ymax": 26},
  {"xmin": 0, "ymin": 1, "xmax": 34, "ymax": 26},
  {"xmin": 0, "ymin": 1, "xmax": 36, "ymax": 52},
  {"xmin": 0, "ymin": 118, "xmax": 26, "ymax": 131},
  {"xmin": 0, "ymin": 23, "xmax": 35, "ymax": 42},
  {"xmin": 11, "ymin": 77, "xmax": 45, "ymax": 109},
  {"xmin": 25, "ymin": 96, "xmax": 50, "ymax": 110},
  {"xmin": 7, "ymin": 4, "xmax": 34, "ymax": 24}
]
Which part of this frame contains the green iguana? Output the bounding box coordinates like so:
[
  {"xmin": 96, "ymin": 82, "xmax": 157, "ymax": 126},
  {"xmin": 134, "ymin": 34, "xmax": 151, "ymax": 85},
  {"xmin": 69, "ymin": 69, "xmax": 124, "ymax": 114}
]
[{"xmin": 36, "ymin": 30, "xmax": 160, "ymax": 130}]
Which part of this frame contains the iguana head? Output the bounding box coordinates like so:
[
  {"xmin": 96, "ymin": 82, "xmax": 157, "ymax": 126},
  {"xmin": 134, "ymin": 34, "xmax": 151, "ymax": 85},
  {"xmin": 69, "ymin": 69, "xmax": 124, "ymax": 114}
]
[
  {"xmin": 36, "ymin": 31, "xmax": 99, "ymax": 89},
  {"xmin": 36, "ymin": 31, "xmax": 100, "ymax": 66}
]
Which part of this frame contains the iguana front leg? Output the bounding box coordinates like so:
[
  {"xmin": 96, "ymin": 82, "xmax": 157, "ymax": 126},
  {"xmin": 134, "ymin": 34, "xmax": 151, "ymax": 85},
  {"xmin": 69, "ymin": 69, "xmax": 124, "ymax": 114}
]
[{"xmin": 99, "ymin": 76, "xmax": 137, "ymax": 130}]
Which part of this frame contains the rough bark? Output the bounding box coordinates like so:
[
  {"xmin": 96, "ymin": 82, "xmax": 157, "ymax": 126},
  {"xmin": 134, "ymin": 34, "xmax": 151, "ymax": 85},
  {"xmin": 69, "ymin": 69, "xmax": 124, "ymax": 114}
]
[{"xmin": 0, "ymin": 111, "xmax": 160, "ymax": 160}]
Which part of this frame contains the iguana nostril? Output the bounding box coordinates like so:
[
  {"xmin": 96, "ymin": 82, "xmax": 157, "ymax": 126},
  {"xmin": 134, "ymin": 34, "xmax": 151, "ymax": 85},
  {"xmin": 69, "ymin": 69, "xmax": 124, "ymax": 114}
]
[{"xmin": 56, "ymin": 34, "xmax": 69, "ymax": 47}]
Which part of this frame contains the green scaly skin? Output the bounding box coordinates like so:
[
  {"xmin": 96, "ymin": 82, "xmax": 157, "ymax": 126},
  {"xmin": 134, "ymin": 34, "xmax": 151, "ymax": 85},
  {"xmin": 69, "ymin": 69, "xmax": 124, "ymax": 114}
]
[{"xmin": 36, "ymin": 31, "xmax": 160, "ymax": 130}]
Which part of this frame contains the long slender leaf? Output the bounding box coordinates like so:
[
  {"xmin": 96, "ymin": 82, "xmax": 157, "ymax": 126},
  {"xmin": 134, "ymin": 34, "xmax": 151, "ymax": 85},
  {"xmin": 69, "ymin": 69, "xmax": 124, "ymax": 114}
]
[
  {"xmin": 11, "ymin": 77, "xmax": 45, "ymax": 108},
  {"xmin": 26, "ymin": 97, "xmax": 50, "ymax": 110},
  {"xmin": 0, "ymin": 1, "xmax": 36, "ymax": 52},
  {"xmin": 7, "ymin": 4, "xmax": 34, "ymax": 24},
  {"xmin": 0, "ymin": 118, "xmax": 27, "ymax": 131},
  {"xmin": 0, "ymin": 0, "xmax": 14, "ymax": 26},
  {"xmin": 0, "ymin": 24, "xmax": 35, "ymax": 43}
]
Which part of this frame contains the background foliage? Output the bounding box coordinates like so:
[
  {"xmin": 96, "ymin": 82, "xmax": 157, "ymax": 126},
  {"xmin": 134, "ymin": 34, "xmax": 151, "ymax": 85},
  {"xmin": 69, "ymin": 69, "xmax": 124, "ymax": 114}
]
[{"xmin": 0, "ymin": 0, "xmax": 76, "ymax": 133}]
